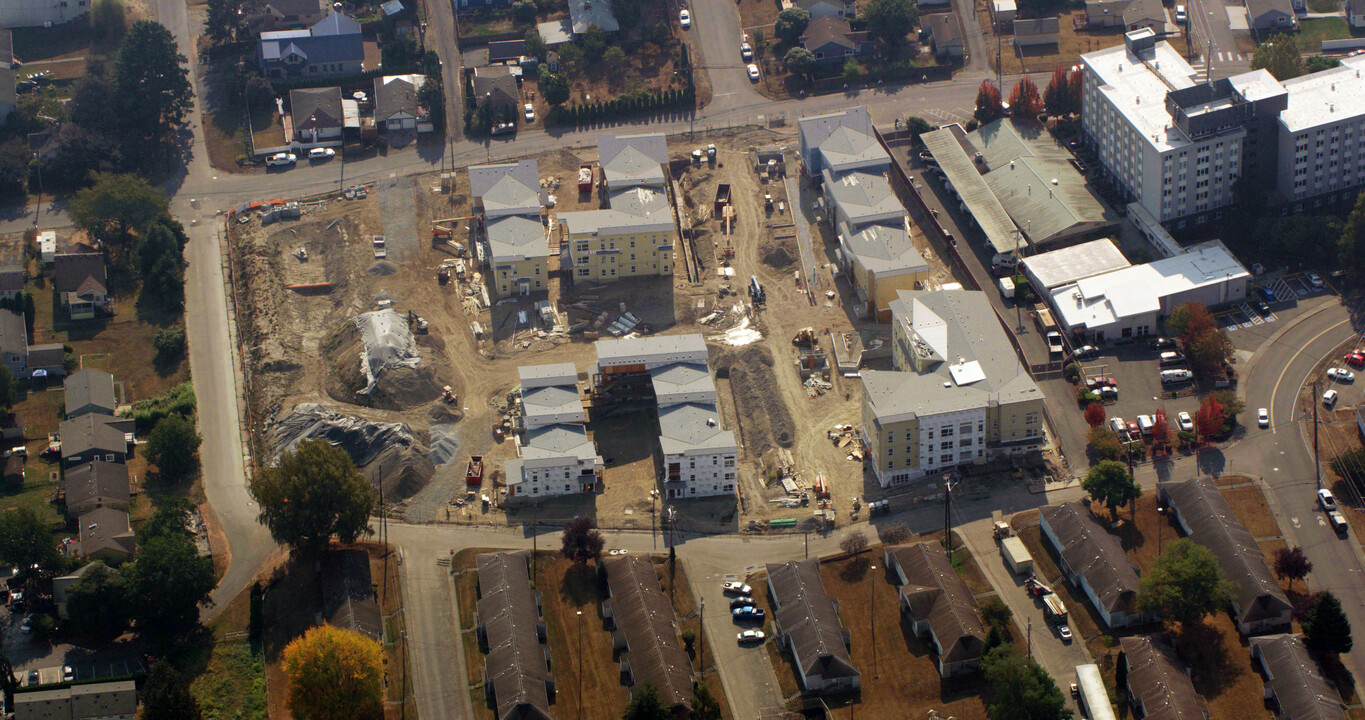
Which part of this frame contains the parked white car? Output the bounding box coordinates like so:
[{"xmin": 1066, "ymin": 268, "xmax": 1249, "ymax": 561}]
[
  {"xmin": 1320, "ymin": 488, "xmax": 1338, "ymax": 512},
  {"xmin": 747, "ymin": 64, "xmax": 760, "ymax": 81},
  {"xmin": 679, "ymin": 8, "xmax": 690, "ymax": 27},
  {"xmin": 1258, "ymin": 408, "xmax": 1269, "ymax": 428},
  {"xmin": 1328, "ymin": 367, "xmax": 1355, "ymax": 381},
  {"xmin": 308, "ymin": 147, "xmax": 335, "ymax": 160},
  {"xmin": 1177, "ymin": 411, "xmax": 1194, "ymax": 432},
  {"xmin": 266, "ymin": 152, "xmax": 296, "ymax": 167},
  {"xmin": 722, "ymin": 581, "xmax": 752, "ymax": 595},
  {"xmin": 524, "ymin": 103, "xmax": 535, "ymax": 122},
  {"xmin": 737, "ymin": 629, "xmax": 765, "ymax": 643}
]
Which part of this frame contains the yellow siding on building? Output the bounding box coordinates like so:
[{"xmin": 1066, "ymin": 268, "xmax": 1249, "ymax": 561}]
[
  {"xmin": 491, "ymin": 257, "xmax": 550, "ymax": 299},
  {"xmin": 564, "ymin": 230, "xmax": 673, "ymax": 282}
]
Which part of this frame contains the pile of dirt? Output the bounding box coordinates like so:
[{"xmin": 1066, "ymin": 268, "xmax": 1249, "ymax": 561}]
[
  {"xmin": 367, "ymin": 261, "xmax": 397, "ymax": 276},
  {"xmin": 761, "ymin": 242, "xmax": 795, "ymax": 269},
  {"xmin": 321, "ymin": 316, "xmax": 447, "ymax": 410},
  {"xmin": 712, "ymin": 345, "xmax": 794, "ymax": 453},
  {"xmin": 270, "ymin": 403, "xmax": 434, "ymax": 500}
]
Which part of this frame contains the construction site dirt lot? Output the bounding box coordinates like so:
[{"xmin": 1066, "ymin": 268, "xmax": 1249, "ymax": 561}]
[{"xmin": 228, "ymin": 127, "xmax": 945, "ymax": 529}]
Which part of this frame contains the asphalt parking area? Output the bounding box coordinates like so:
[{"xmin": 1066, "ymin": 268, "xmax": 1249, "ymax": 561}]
[{"xmin": 1074, "ymin": 342, "xmax": 1205, "ymax": 437}]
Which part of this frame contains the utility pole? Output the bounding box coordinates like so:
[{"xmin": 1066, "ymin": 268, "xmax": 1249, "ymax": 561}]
[
  {"xmin": 804, "ymin": 531, "xmax": 809, "ymax": 559},
  {"xmin": 1014, "ymin": 231, "xmax": 1024, "ymax": 331},
  {"xmin": 532, "ymin": 501, "xmax": 538, "ymax": 587},
  {"xmin": 576, "ymin": 609, "xmax": 583, "ymax": 720},
  {"xmin": 869, "ymin": 563, "xmax": 878, "ymax": 678},
  {"xmin": 944, "ymin": 477, "xmax": 955, "ymax": 553},
  {"xmin": 698, "ymin": 599, "xmax": 705, "ymax": 672},
  {"xmin": 1313, "ymin": 379, "xmax": 1322, "ymax": 490},
  {"xmin": 1027, "ymin": 618, "xmax": 1032, "ymax": 658}
]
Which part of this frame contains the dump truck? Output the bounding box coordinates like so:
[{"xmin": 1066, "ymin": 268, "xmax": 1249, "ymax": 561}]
[
  {"xmin": 577, "ymin": 164, "xmax": 593, "ymax": 193},
  {"xmin": 1043, "ymin": 593, "xmax": 1067, "ymax": 623},
  {"xmin": 465, "ymin": 456, "xmax": 484, "ymax": 486},
  {"xmin": 714, "ymin": 183, "xmax": 732, "ymax": 215}
]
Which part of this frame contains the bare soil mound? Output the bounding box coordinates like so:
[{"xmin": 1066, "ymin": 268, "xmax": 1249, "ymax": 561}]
[
  {"xmin": 711, "ymin": 345, "xmax": 794, "ymax": 453},
  {"xmin": 321, "ymin": 320, "xmax": 447, "ymax": 411},
  {"xmin": 272, "ymin": 403, "xmax": 433, "ymax": 501},
  {"xmin": 761, "ymin": 242, "xmax": 795, "ymax": 269}
]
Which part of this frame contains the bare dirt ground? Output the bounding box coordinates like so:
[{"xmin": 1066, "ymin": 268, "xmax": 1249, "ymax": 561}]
[{"xmin": 231, "ymin": 127, "xmax": 953, "ymax": 529}]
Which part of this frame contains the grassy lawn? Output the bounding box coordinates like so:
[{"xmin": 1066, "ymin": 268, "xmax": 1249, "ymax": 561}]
[
  {"xmin": 204, "ymin": 104, "xmax": 278, "ymax": 173},
  {"xmin": 187, "ymin": 586, "xmax": 268, "ymax": 720},
  {"xmin": 1298, "ymin": 17, "xmax": 1354, "ymax": 49},
  {"xmin": 1221, "ymin": 484, "xmax": 1280, "ymax": 539},
  {"xmin": 1308, "ymin": 0, "xmax": 1340, "ymax": 12},
  {"xmin": 817, "ymin": 550, "xmax": 991, "ymax": 720},
  {"xmin": 982, "ymin": 8, "xmax": 1129, "ymax": 75}
]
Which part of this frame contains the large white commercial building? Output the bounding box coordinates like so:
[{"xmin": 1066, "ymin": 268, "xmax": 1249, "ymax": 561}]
[{"xmin": 1082, "ymin": 28, "xmax": 1365, "ymax": 226}]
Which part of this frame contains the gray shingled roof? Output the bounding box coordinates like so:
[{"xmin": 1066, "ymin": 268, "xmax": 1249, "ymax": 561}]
[
  {"xmin": 862, "ymin": 290, "xmax": 1041, "ymax": 421},
  {"xmin": 0, "ymin": 308, "xmax": 24, "ymax": 357},
  {"xmin": 521, "ymin": 423, "xmax": 596, "ymax": 461},
  {"xmin": 473, "ymin": 66, "xmax": 519, "ymax": 109},
  {"xmin": 823, "ymin": 170, "xmax": 904, "ymax": 226},
  {"xmin": 477, "ymin": 552, "xmax": 553, "ymax": 720},
  {"xmin": 799, "ymin": 107, "xmax": 875, "ymax": 161},
  {"xmin": 1119, "ymin": 636, "xmax": 1207, "ymax": 720},
  {"xmin": 838, "ymin": 221, "xmax": 928, "ymax": 277},
  {"xmin": 62, "ymin": 461, "xmax": 129, "ymax": 509},
  {"xmin": 607, "ymin": 186, "xmax": 669, "ymax": 217},
  {"xmin": 1158, "ymin": 478, "xmax": 1291, "ymax": 629},
  {"xmin": 595, "ymin": 334, "xmax": 708, "ymax": 366},
  {"xmin": 767, "ymin": 559, "xmax": 859, "ymax": 683},
  {"xmin": 470, "ymin": 160, "xmax": 542, "ymax": 216},
  {"xmin": 64, "ymin": 369, "xmax": 116, "ymax": 417},
  {"xmin": 60, "ymin": 415, "xmax": 127, "ymax": 458},
  {"xmin": 1251, "ymin": 635, "xmax": 1346, "ymax": 720},
  {"xmin": 887, "ymin": 543, "xmax": 985, "ymax": 666},
  {"xmin": 1039, "ymin": 500, "xmax": 1141, "ymax": 616},
  {"xmin": 920, "ymin": 126, "xmax": 1020, "ymax": 256},
  {"xmin": 1246, "ymin": 0, "xmax": 1293, "ymax": 23},
  {"xmin": 597, "ymin": 133, "xmax": 668, "ymax": 188},
  {"xmin": 602, "ymin": 555, "xmax": 693, "ymax": 711},
  {"xmin": 558, "ymin": 208, "xmax": 673, "ymax": 235},
  {"xmin": 323, "ymin": 549, "xmax": 382, "ymax": 640},
  {"xmin": 567, "ymin": 0, "xmax": 618, "ymax": 33},
  {"xmin": 487, "ymin": 215, "xmax": 550, "ymax": 262},
  {"xmin": 657, "ymin": 402, "xmax": 736, "ymax": 455},
  {"xmin": 0, "ymin": 266, "xmax": 23, "ymax": 294},
  {"xmin": 521, "ymin": 384, "xmax": 584, "ymax": 424},
  {"xmin": 78, "ymin": 507, "xmax": 135, "ymax": 559},
  {"xmin": 290, "ymin": 87, "xmax": 343, "ymax": 131},
  {"xmin": 53, "ymin": 253, "xmax": 106, "ymax": 295},
  {"xmin": 518, "ymin": 363, "xmax": 577, "ymax": 385},
  {"xmin": 649, "ymin": 363, "xmax": 716, "ymax": 405},
  {"xmin": 373, "ymin": 75, "xmax": 422, "ymax": 122}
]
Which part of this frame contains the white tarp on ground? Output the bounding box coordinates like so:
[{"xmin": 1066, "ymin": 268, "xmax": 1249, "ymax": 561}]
[
  {"xmin": 354, "ymin": 309, "xmax": 421, "ymax": 395},
  {"xmin": 272, "ymin": 403, "xmax": 423, "ymax": 466}
]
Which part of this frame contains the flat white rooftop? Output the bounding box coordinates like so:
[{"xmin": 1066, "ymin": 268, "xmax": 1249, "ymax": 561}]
[
  {"xmin": 1083, "ymin": 39, "xmax": 1201, "ymax": 153},
  {"xmin": 1278, "ymin": 55, "xmax": 1365, "ymax": 133},
  {"xmin": 1022, "ymin": 238, "xmax": 1131, "ymax": 290}
]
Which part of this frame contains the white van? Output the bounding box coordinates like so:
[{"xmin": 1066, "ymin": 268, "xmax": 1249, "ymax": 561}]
[
  {"xmin": 1137, "ymin": 415, "xmax": 1154, "ymax": 436},
  {"xmin": 1323, "ymin": 389, "xmax": 1339, "ymax": 408},
  {"xmin": 1161, "ymin": 369, "xmax": 1192, "ymax": 384},
  {"xmin": 1159, "ymin": 351, "xmax": 1185, "ymax": 366}
]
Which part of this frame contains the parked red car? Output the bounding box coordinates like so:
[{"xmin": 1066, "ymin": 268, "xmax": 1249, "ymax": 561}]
[{"xmin": 1345, "ymin": 351, "xmax": 1365, "ymax": 368}]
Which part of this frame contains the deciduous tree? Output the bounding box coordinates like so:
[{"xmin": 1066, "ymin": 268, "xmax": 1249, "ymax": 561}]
[
  {"xmin": 0, "ymin": 507, "xmax": 59, "ymax": 573},
  {"xmin": 905, "ymin": 116, "xmax": 934, "ymax": 143},
  {"xmin": 1008, "ymin": 77, "xmax": 1043, "ymax": 118},
  {"xmin": 560, "ymin": 517, "xmax": 604, "ymax": 565},
  {"xmin": 691, "ymin": 681, "xmax": 723, "ymax": 720},
  {"xmin": 540, "ymin": 72, "xmax": 571, "ymax": 106},
  {"xmin": 146, "ymin": 414, "xmax": 201, "ymax": 482},
  {"xmin": 249, "ymin": 440, "xmax": 375, "ymax": 557},
  {"xmin": 1043, "ymin": 66, "xmax": 1076, "ymax": 117},
  {"xmin": 1082, "ymin": 460, "xmax": 1141, "ymax": 520},
  {"xmin": 1084, "ymin": 402, "xmax": 1106, "ymax": 428},
  {"xmin": 1152, "ymin": 408, "xmax": 1171, "ymax": 449},
  {"xmin": 1088, "ymin": 425, "xmax": 1121, "ymax": 461},
  {"xmin": 623, "ymin": 683, "xmax": 669, "ymax": 720},
  {"xmin": 1251, "ymin": 33, "xmax": 1304, "ymax": 81},
  {"xmin": 840, "ymin": 529, "xmax": 869, "ymax": 555},
  {"xmin": 282, "ymin": 625, "xmax": 385, "ymax": 720},
  {"xmin": 783, "ymin": 47, "xmax": 817, "ymax": 78},
  {"xmin": 1137, "ymin": 539, "xmax": 1232, "ymax": 628},
  {"xmin": 1303, "ymin": 591, "xmax": 1353, "ymax": 655},
  {"xmin": 1339, "ymin": 192, "xmax": 1365, "ymax": 278},
  {"xmin": 64, "ymin": 562, "xmax": 130, "ymax": 637},
  {"xmin": 981, "ymin": 644, "xmax": 1073, "ymax": 720},
  {"xmin": 1195, "ymin": 394, "xmax": 1225, "ymax": 439},
  {"xmin": 1273, "ymin": 546, "xmax": 1313, "ymax": 591},
  {"xmin": 125, "ymin": 534, "xmax": 216, "ymax": 635},
  {"xmin": 70, "ymin": 172, "xmax": 169, "ymax": 252},
  {"xmin": 775, "ymin": 7, "xmax": 811, "ymax": 45},
  {"xmin": 974, "ymin": 80, "xmax": 1004, "ymax": 123},
  {"xmin": 141, "ymin": 661, "xmax": 203, "ymax": 720},
  {"xmin": 861, "ymin": 0, "xmax": 917, "ymax": 45}
]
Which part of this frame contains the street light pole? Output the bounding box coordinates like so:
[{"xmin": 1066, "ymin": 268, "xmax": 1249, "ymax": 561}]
[
  {"xmin": 576, "ymin": 609, "xmax": 583, "ymax": 720},
  {"xmin": 869, "ymin": 564, "xmax": 878, "ymax": 678}
]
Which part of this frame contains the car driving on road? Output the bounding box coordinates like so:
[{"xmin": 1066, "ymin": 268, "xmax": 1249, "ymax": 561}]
[{"xmin": 1258, "ymin": 408, "xmax": 1269, "ymax": 428}]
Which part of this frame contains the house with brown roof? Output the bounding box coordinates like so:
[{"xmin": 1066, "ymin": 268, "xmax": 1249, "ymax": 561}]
[
  {"xmin": 1039, "ymin": 500, "xmax": 1154, "ymax": 628},
  {"xmin": 798, "ymin": 0, "xmax": 858, "ymax": 18},
  {"xmin": 885, "ymin": 543, "xmax": 986, "ymax": 676},
  {"xmin": 290, "ymin": 87, "xmax": 343, "ymax": 142},
  {"xmin": 62, "ymin": 461, "xmax": 130, "ymax": 516},
  {"xmin": 475, "ymin": 552, "xmax": 553, "ymax": 720},
  {"xmin": 601, "ymin": 555, "xmax": 693, "ymax": 712},
  {"xmin": 1118, "ymin": 636, "xmax": 1208, "ymax": 720},
  {"xmin": 767, "ymin": 558, "xmax": 860, "ymax": 693},
  {"xmin": 1159, "ymin": 478, "xmax": 1292, "ymax": 635},
  {"xmin": 926, "ymin": 12, "xmax": 964, "ymax": 60},
  {"xmin": 322, "ymin": 549, "xmax": 382, "ymax": 640},
  {"xmin": 1013, "ymin": 17, "xmax": 1060, "ymax": 47},
  {"xmin": 77, "ymin": 507, "xmax": 135, "ymax": 565},
  {"xmin": 52, "ymin": 253, "xmax": 107, "ymax": 321},
  {"xmin": 473, "ymin": 66, "xmax": 520, "ymax": 111},
  {"xmin": 1250, "ymin": 635, "xmax": 1346, "ymax": 720},
  {"xmin": 0, "ymin": 265, "xmax": 23, "ymax": 301},
  {"xmin": 800, "ymin": 16, "xmax": 874, "ymax": 65}
]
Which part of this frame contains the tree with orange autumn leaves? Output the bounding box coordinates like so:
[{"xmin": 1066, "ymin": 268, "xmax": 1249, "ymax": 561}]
[{"xmin": 282, "ymin": 624, "xmax": 385, "ymax": 720}]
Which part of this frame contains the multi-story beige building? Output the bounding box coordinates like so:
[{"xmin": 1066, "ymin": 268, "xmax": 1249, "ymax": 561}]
[
  {"xmin": 558, "ymin": 133, "xmax": 677, "ymax": 284},
  {"xmin": 861, "ymin": 290, "xmax": 1044, "ymax": 487},
  {"xmin": 469, "ymin": 160, "xmax": 548, "ymax": 300}
]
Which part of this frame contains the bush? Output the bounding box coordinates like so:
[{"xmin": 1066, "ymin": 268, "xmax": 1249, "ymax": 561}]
[
  {"xmin": 124, "ymin": 382, "xmax": 196, "ymax": 432},
  {"xmin": 1064, "ymin": 363, "xmax": 1080, "ymax": 383},
  {"xmin": 153, "ymin": 326, "xmax": 186, "ymax": 362}
]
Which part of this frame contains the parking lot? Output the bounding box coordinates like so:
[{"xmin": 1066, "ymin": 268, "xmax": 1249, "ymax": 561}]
[
  {"xmin": 2, "ymin": 606, "xmax": 147, "ymax": 688},
  {"xmin": 1214, "ymin": 272, "xmax": 1330, "ymax": 340}
]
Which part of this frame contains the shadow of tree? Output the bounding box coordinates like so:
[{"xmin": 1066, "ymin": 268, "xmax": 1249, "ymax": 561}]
[{"xmin": 1177, "ymin": 619, "xmax": 1242, "ymax": 699}]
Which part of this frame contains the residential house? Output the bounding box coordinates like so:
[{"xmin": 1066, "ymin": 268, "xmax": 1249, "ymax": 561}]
[
  {"xmin": 600, "ymin": 555, "xmax": 693, "ymax": 712},
  {"xmin": 0, "ymin": 308, "xmax": 24, "ymax": 377},
  {"xmin": 767, "ymin": 559, "xmax": 860, "ymax": 693},
  {"xmin": 373, "ymin": 74, "xmax": 430, "ymax": 132},
  {"xmin": 861, "ymin": 291, "xmax": 1045, "ymax": 486},
  {"xmin": 1351, "ymin": 0, "xmax": 1365, "ymax": 28},
  {"xmin": 797, "ymin": 107, "xmax": 890, "ymax": 176},
  {"xmin": 59, "ymin": 414, "xmax": 129, "ymax": 467},
  {"xmin": 64, "ymin": 369, "xmax": 116, "ymax": 419},
  {"xmin": 322, "ymin": 549, "xmax": 382, "ymax": 640},
  {"xmin": 1158, "ymin": 478, "xmax": 1293, "ymax": 635},
  {"xmin": 567, "ymin": 0, "xmax": 618, "ymax": 34},
  {"xmin": 259, "ymin": 0, "xmax": 326, "ymax": 30},
  {"xmin": 1118, "ymin": 636, "xmax": 1208, "ymax": 720},
  {"xmin": 13, "ymin": 680, "xmax": 137, "ymax": 720},
  {"xmin": 475, "ymin": 553, "xmax": 554, "ymax": 720},
  {"xmin": 470, "ymin": 160, "xmax": 543, "ymax": 218},
  {"xmin": 473, "ymin": 65, "xmax": 520, "ymax": 110},
  {"xmin": 258, "ymin": 12, "xmax": 365, "ymax": 79},
  {"xmin": 62, "ymin": 461, "xmax": 130, "ymax": 516},
  {"xmin": 1039, "ymin": 500, "xmax": 1152, "ymax": 628},
  {"xmin": 77, "ymin": 507, "xmax": 135, "ymax": 564},
  {"xmin": 798, "ymin": 0, "xmax": 857, "ymax": 17},
  {"xmin": 1250, "ymin": 635, "xmax": 1346, "ymax": 720},
  {"xmin": 658, "ymin": 402, "xmax": 737, "ymax": 499},
  {"xmin": 885, "ymin": 543, "xmax": 986, "ymax": 676},
  {"xmin": 1013, "ymin": 17, "xmax": 1060, "ymax": 46},
  {"xmin": 927, "ymin": 12, "xmax": 964, "ymax": 60},
  {"xmin": 289, "ymin": 87, "xmax": 343, "ymax": 143},
  {"xmin": 53, "ymin": 562, "xmax": 96, "ymax": 620},
  {"xmin": 53, "ymin": 253, "xmax": 107, "ymax": 320},
  {"xmin": 487, "ymin": 39, "xmax": 525, "ymax": 63},
  {"xmin": 0, "ymin": 0, "xmax": 88, "ymax": 29},
  {"xmin": 1123, "ymin": 0, "xmax": 1167, "ymax": 30},
  {"xmin": 1085, "ymin": 0, "xmax": 1130, "ymax": 27},
  {"xmin": 0, "ymin": 264, "xmax": 22, "ymax": 301},
  {"xmin": 1246, "ymin": 0, "xmax": 1296, "ymax": 31},
  {"xmin": 801, "ymin": 16, "xmax": 873, "ymax": 65}
]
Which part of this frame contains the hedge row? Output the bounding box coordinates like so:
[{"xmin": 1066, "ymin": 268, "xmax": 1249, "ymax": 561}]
[
  {"xmin": 546, "ymin": 86, "xmax": 695, "ymax": 127},
  {"xmin": 123, "ymin": 382, "xmax": 197, "ymax": 433}
]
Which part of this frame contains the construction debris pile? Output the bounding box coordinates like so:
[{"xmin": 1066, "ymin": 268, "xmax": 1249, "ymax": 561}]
[
  {"xmin": 270, "ymin": 403, "xmax": 435, "ymax": 499},
  {"xmin": 354, "ymin": 309, "xmax": 421, "ymax": 395}
]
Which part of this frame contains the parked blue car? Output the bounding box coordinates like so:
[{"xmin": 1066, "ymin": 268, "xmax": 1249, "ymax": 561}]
[{"xmin": 732, "ymin": 606, "xmax": 765, "ymax": 620}]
